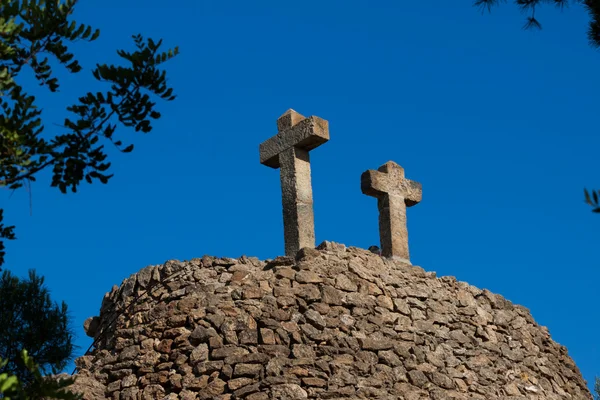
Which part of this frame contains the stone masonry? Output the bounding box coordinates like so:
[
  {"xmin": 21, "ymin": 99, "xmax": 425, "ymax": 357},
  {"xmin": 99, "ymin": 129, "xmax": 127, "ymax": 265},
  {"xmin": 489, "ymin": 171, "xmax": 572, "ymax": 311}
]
[
  {"xmin": 362, "ymin": 161, "xmax": 422, "ymax": 263},
  {"xmin": 260, "ymin": 110, "xmax": 330, "ymax": 257},
  {"xmin": 67, "ymin": 243, "xmax": 592, "ymax": 399}
]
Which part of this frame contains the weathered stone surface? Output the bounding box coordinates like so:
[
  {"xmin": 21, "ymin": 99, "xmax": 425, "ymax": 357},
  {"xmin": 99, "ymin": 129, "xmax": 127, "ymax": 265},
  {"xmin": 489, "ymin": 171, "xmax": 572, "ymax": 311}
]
[
  {"xmin": 271, "ymin": 383, "xmax": 308, "ymax": 399},
  {"xmin": 260, "ymin": 110, "xmax": 329, "ymax": 168},
  {"xmin": 361, "ymin": 161, "xmax": 422, "ymax": 263},
  {"xmin": 259, "ymin": 109, "xmax": 330, "ymax": 256},
  {"xmin": 52, "ymin": 372, "xmax": 106, "ymax": 400},
  {"xmin": 83, "ymin": 316, "xmax": 100, "ymax": 338},
  {"xmin": 62, "ymin": 243, "xmax": 591, "ymax": 400}
]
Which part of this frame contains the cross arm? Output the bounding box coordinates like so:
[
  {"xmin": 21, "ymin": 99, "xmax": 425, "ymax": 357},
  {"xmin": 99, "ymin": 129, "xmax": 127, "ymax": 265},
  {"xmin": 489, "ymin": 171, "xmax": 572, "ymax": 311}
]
[
  {"xmin": 259, "ymin": 116, "xmax": 329, "ymax": 169},
  {"xmin": 402, "ymin": 180, "xmax": 422, "ymax": 206},
  {"xmin": 361, "ymin": 169, "xmax": 388, "ymax": 198},
  {"xmin": 361, "ymin": 170, "xmax": 423, "ymax": 206}
]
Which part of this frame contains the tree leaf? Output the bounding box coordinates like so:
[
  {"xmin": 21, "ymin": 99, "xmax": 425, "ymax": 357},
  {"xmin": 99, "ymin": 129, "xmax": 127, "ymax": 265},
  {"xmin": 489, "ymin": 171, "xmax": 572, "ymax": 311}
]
[{"xmin": 585, "ymin": 189, "xmax": 592, "ymax": 205}]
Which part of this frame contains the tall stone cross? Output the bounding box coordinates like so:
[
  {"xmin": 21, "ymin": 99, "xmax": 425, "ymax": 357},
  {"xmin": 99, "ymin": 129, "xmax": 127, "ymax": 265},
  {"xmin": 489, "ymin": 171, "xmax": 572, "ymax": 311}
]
[
  {"xmin": 361, "ymin": 161, "xmax": 422, "ymax": 263},
  {"xmin": 259, "ymin": 109, "xmax": 330, "ymax": 256}
]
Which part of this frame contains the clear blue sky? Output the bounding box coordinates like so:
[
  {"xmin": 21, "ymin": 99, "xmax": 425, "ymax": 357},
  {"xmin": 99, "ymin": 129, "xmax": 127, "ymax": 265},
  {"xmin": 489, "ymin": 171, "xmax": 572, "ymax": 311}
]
[{"xmin": 3, "ymin": 0, "xmax": 599, "ymax": 389}]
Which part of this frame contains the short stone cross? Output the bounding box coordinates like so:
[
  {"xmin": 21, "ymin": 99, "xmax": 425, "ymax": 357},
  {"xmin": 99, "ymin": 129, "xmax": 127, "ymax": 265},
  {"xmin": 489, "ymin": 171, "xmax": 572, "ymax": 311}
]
[
  {"xmin": 260, "ymin": 109, "xmax": 329, "ymax": 256},
  {"xmin": 361, "ymin": 161, "xmax": 422, "ymax": 263}
]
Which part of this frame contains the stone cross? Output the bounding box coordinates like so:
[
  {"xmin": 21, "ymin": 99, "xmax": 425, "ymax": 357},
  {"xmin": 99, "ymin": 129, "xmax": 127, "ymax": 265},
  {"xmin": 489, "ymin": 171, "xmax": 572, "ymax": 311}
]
[
  {"xmin": 260, "ymin": 109, "xmax": 329, "ymax": 256},
  {"xmin": 361, "ymin": 161, "xmax": 422, "ymax": 263}
]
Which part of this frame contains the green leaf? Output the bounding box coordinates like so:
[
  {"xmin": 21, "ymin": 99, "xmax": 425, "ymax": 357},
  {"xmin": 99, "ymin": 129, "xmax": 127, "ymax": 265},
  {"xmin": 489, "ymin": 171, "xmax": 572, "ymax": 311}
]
[
  {"xmin": 82, "ymin": 25, "xmax": 92, "ymax": 39},
  {"xmin": 584, "ymin": 189, "xmax": 592, "ymax": 205},
  {"xmin": 0, "ymin": 22, "xmax": 179, "ymax": 264},
  {"xmin": 0, "ymin": 374, "xmax": 18, "ymax": 392}
]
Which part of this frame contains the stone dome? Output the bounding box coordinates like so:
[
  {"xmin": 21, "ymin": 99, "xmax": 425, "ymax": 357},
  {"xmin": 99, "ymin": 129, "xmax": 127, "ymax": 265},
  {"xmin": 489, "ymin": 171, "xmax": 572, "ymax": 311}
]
[{"xmin": 69, "ymin": 242, "xmax": 592, "ymax": 399}]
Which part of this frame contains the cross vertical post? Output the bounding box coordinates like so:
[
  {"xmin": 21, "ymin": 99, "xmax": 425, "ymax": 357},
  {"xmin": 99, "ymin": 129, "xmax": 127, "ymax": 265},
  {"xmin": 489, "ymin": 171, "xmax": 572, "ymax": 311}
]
[
  {"xmin": 260, "ymin": 109, "xmax": 330, "ymax": 256},
  {"xmin": 361, "ymin": 161, "xmax": 422, "ymax": 263}
]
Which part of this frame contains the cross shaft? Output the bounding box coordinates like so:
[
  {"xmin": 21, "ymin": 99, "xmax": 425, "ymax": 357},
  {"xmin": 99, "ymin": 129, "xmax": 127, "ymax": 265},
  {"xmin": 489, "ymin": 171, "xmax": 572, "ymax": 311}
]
[
  {"xmin": 260, "ymin": 109, "xmax": 329, "ymax": 256},
  {"xmin": 361, "ymin": 161, "xmax": 422, "ymax": 262}
]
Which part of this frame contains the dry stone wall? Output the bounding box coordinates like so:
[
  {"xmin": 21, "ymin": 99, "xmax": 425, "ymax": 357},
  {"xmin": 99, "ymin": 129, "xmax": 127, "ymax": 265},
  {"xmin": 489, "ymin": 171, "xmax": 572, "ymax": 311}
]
[{"xmin": 70, "ymin": 242, "xmax": 592, "ymax": 399}]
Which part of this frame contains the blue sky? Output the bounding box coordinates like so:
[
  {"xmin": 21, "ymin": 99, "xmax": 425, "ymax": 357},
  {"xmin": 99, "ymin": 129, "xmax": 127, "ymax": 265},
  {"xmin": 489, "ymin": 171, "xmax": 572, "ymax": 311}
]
[{"xmin": 3, "ymin": 0, "xmax": 599, "ymax": 389}]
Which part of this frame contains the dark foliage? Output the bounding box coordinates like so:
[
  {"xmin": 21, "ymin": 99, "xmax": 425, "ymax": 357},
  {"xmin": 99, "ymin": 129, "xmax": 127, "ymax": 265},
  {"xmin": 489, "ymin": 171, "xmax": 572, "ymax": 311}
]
[
  {"xmin": 0, "ymin": 269, "xmax": 74, "ymax": 393},
  {"xmin": 584, "ymin": 189, "xmax": 600, "ymax": 212},
  {"xmin": 475, "ymin": 1, "xmax": 600, "ymax": 212},
  {"xmin": 474, "ymin": 0, "xmax": 600, "ymax": 48},
  {"xmin": 0, "ymin": 0, "xmax": 178, "ymax": 266}
]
